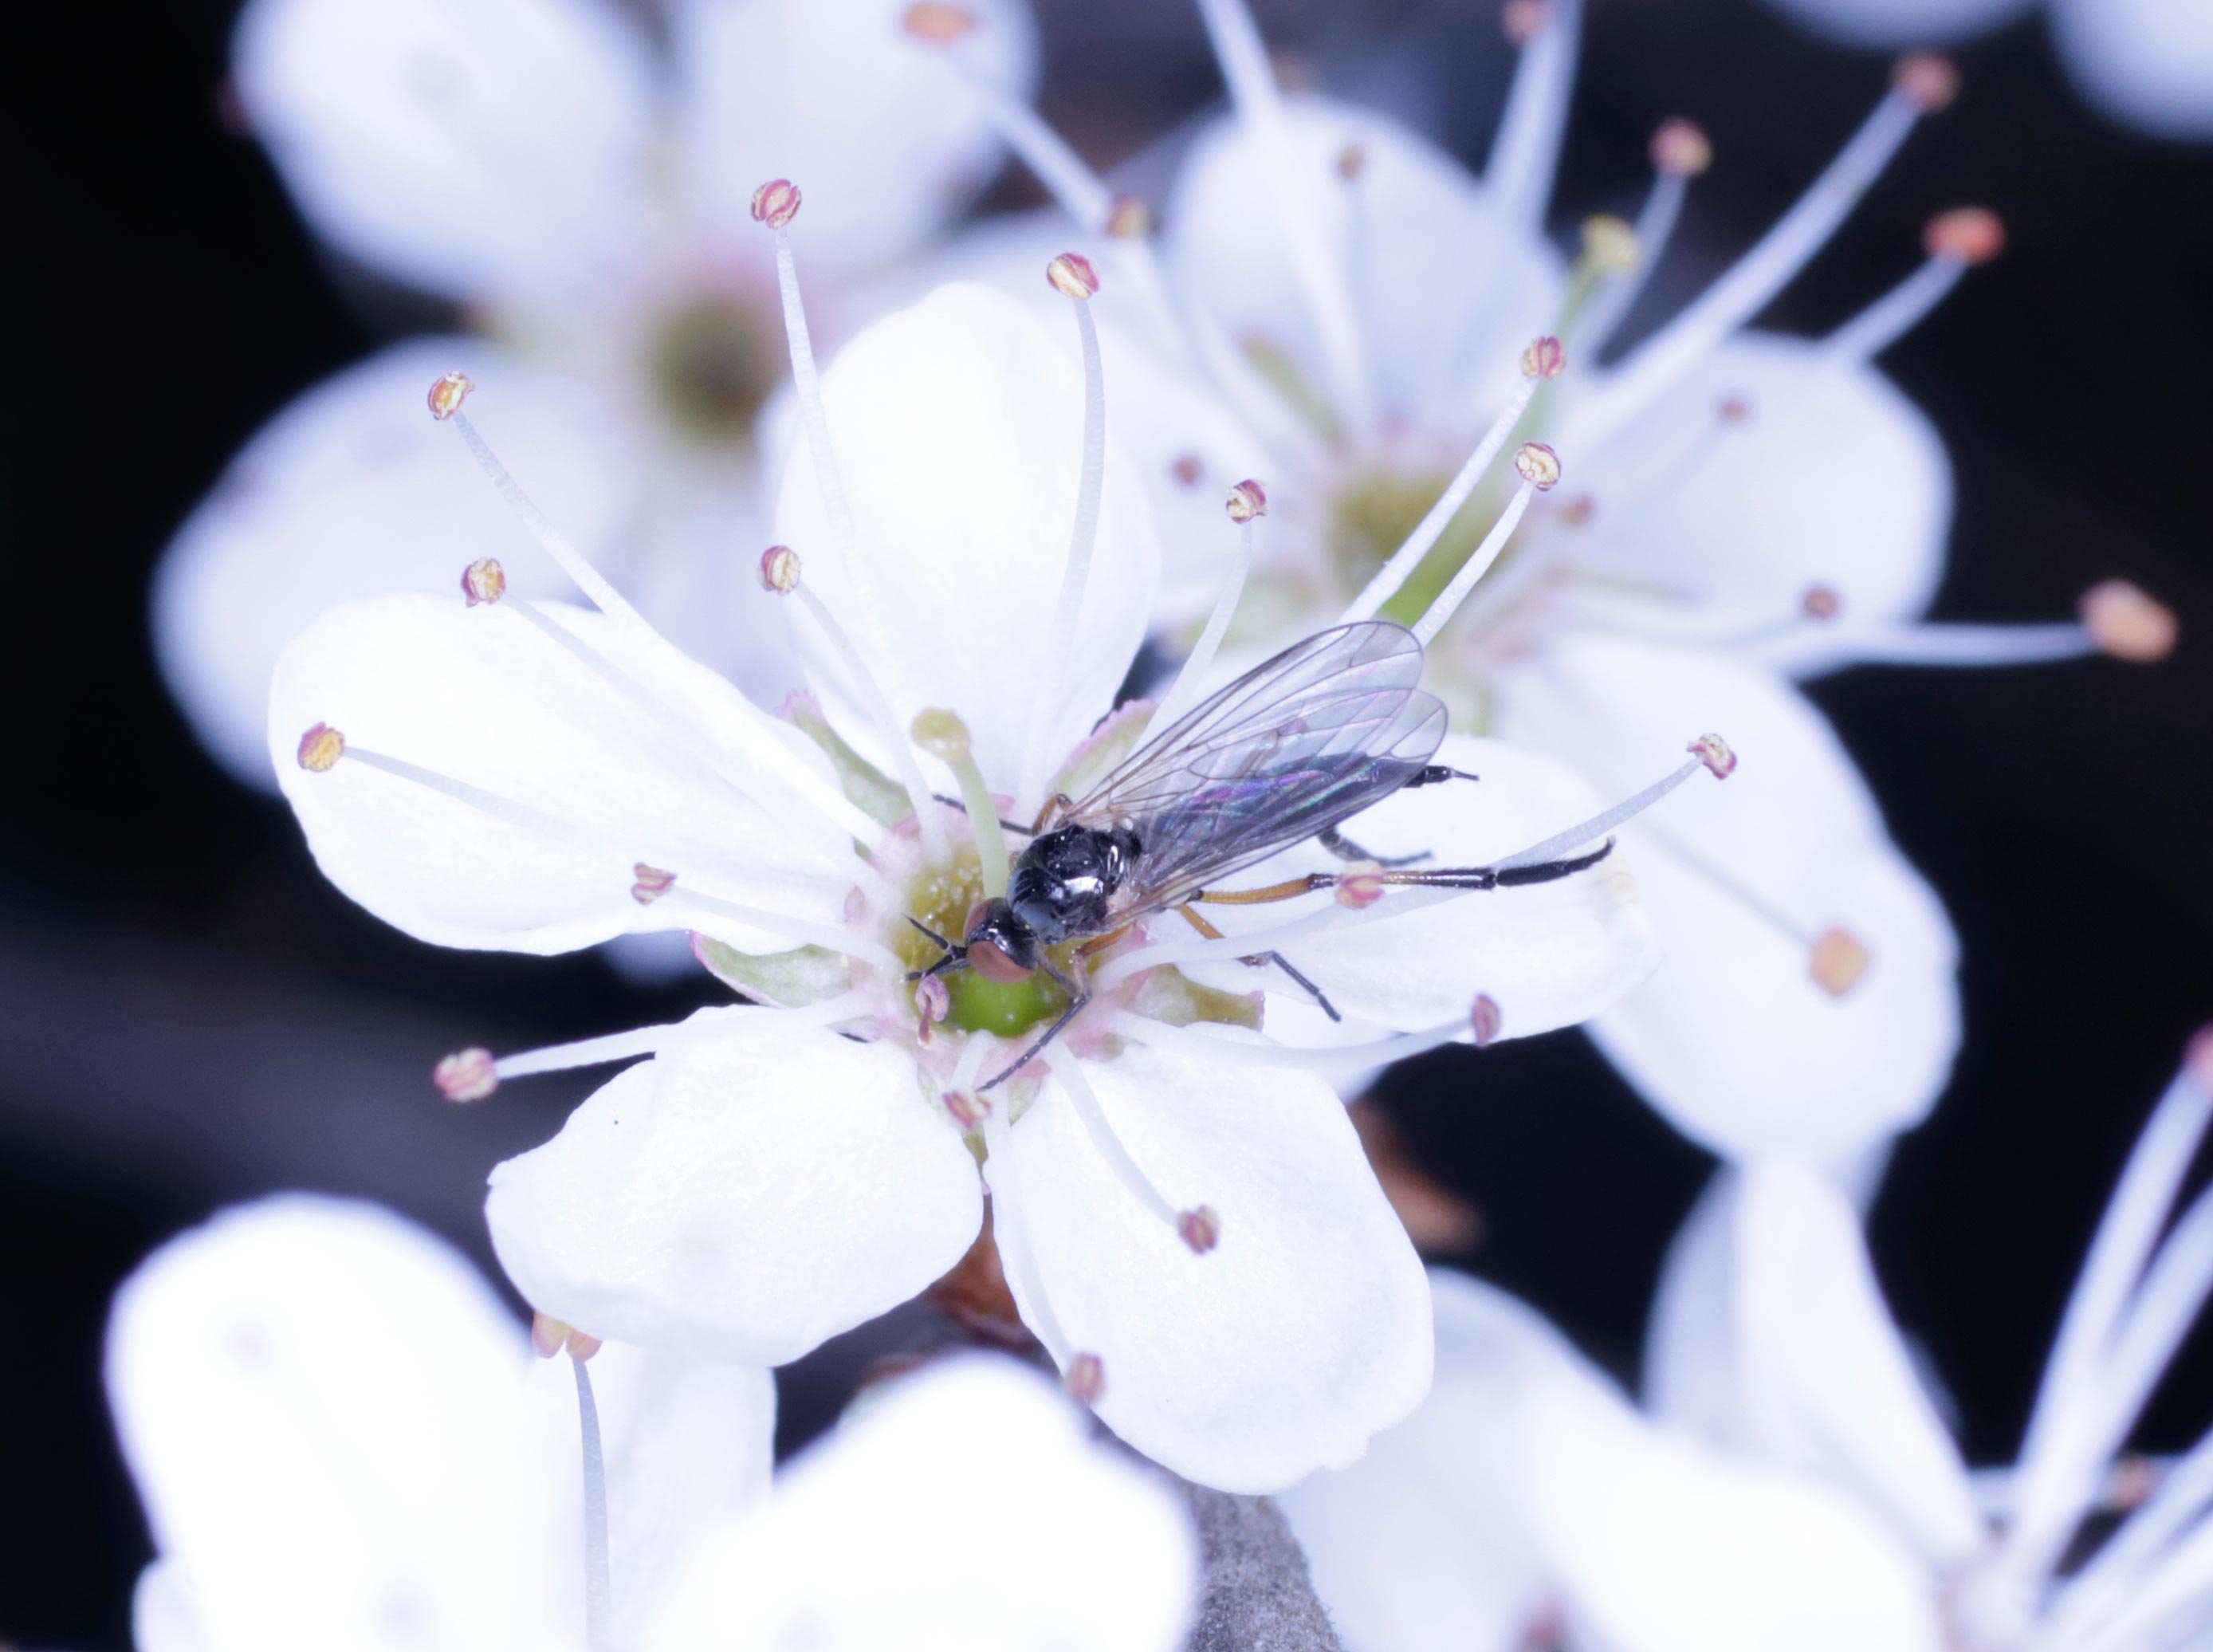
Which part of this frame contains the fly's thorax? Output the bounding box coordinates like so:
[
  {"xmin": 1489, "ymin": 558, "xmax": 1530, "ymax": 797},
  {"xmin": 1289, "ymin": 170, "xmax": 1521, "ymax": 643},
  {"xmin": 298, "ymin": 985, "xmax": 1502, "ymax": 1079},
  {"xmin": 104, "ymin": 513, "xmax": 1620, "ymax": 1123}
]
[{"xmin": 1007, "ymin": 824, "xmax": 1135, "ymax": 944}]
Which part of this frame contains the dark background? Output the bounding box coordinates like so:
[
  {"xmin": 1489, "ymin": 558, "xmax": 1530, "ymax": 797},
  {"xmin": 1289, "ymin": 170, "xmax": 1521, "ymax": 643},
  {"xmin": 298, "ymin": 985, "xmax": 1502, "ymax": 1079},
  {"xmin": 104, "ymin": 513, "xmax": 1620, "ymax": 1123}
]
[{"xmin": 6, "ymin": 0, "xmax": 2211, "ymax": 1641}]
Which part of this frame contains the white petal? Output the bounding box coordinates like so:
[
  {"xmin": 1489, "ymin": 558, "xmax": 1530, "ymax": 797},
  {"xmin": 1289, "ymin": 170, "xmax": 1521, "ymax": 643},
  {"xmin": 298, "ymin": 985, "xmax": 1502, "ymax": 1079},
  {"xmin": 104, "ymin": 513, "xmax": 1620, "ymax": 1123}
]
[
  {"xmin": 670, "ymin": 0, "xmax": 1039, "ymax": 275},
  {"xmin": 486, "ymin": 1018, "xmax": 982, "ymax": 1364},
  {"xmin": 1189, "ymin": 734, "xmax": 1661, "ymax": 1038},
  {"xmin": 1754, "ymin": 0, "xmax": 2036, "ymax": 47},
  {"xmin": 2052, "ymin": 0, "xmax": 2213, "ymax": 141},
  {"xmin": 987, "ymin": 1042, "xmax": 1431, "ymax": 1492},
  {"xmin": 106, "ymin": 1196, "xmax": 567, "ymax": 1651},
  {"xmin": 231, "ymin": 0, "xmax": 658, "ymax": 307},
  {"xmin": 1501, "ymin": 635, "xmax": 1959, "ymax": 1163},
  {"xmin": 772, "ymin": 283, "xmax": 1162, "ymax": 789},
  {"xmin": 516, "ymin": 1344, "xmax": 776, "ymax": 1642},
  {"xmin": 133, "ymin": 1562, "xmax": 206, "ymax": 1652},
  {"xmin": 1673, "ymin": 1165, "xmax": 1986, "ymax": 1567},
  {"xmin": 271, "ymin": 594, "xmax": 852, "ymax": 955},
  {"xmin": 1165, "ymin": 98, "xmax": 1566, "ymax": 431},
  {"xmin": 1566, "ymin": 332, "xmax": 1952, "ymax": 632},
  {"xmin": 644, "ymin": 1355, "xmax": 1197, "ymax": 1652},
  {"xmin": 1642, "ymin": 1166, "xmax": 1743, "ymax": 1442}
]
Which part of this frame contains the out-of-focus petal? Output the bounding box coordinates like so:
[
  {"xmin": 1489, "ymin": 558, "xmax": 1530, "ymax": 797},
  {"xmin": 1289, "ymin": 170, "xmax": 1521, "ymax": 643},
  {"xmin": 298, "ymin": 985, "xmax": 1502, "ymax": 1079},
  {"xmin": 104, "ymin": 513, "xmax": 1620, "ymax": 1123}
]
[
  {"xmin": 988, "ymin": 1042, "xmax": 1430, "ymax": 1492},
  {"xmin": 154, "ymin": 340, "xmax": 644, "ymax": 789},
  {"xmin": 231, "ymin": 0, "xmax": 658, "ymax": 309},
  {"xmin": 270, "ymin": 594, "xmax": 855, "ymax": 955},
  {"xmin": 772, "ymin": 283, "xmax": 1162, "ymax": 789},
  {"xmin": 1191, "ymin": 734, "xmax": 1661, "ymax": 1038},
  {"xmin": 1564, "ymin": 333, "xmax": 1951, "ymax": 633},
  {"xmin": 486, "ymin": 1019, "xmax": 982, "ymax": 1364},
  {"xmin": 2051, "ymin": 0, "xmax": 2213, "ymax": 141},
  {"xmin": 1165, "ymin": 98, "xmax": 1565, "ymax": 431},
  {"xmin": 644, "ymin": 1356, "xmax": 1196, "ymax": 1652},
  {"xmin": 670, "ymin": 0, "xmax": 1038, "ymax": 275},
  {"xmin": 1502, "ymin": 635, "xmax": 1959, "ymax": 1163},
  {"xmin": 133, "ymin": 1562, "xmax": 206, "ymax": 1652},
  {"xmin": 106, "ymin": 1196, "xmax": 567, "ymax": 1651},
  {"xmin": 1755, "ymin": 0, "xmax": 2036, "ymax": 47}
]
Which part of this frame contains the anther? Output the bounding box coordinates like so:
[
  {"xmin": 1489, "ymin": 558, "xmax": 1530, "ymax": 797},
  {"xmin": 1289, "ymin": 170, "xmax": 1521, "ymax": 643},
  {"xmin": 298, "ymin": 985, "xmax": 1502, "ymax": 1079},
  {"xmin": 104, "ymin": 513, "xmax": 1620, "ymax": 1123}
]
[
  {"xmin": 1171, "ymin": 454, "xmax": 1205, "ymax": 487},
  {"xmin": 426, "ymin": 371, "xmax": 474, "ymax": 421},
  {"xmin": 1336, "ymin": 860, "xmax": 1386, "ymax": 909},
  {"xmin": 901, "ymin": 1, "xmax": 977, "ymax": 41},
  {"xmin": 1225, "ymin": 478, "xmax": 1268, "ymax": 521},
  {"xmin": 434, "ymin": 1047, "xmax": 498, "ymax": 1103},
  {"xmin": 1810, "ymin": 927, "xmax": 1871, "ymax": 997},
  {"xmin": 529, "ymin": 1312, "xmax": 600, "ymax": 1361},
  {"xmin": 1650, "ymin": 118, "xmax": 1712, "ymax": 177},
  {"xmin": 1687, "ymin": 732, "xmax": 1737, "ymax": 778},
  {"xmin": 1106, "ymin": 194, "xmax": 1151, "ymax": 238},
  {"xmin": 1178, "ymin": 1206, "xmax": 1222, "ymax": 1254},
  {"xmin": 2080, "ymin": 581, "xmax": 2178, "ymax": 663},
  {"xmin": 1893, "ymin": 53, "xmax": 1960, "ymax": 114},
  {"xmin": 1047, "ymin": 251, "xmax": 1099, "ymax": 300},
  {"xmin": 2186, "ymin": 1026, "xmax": 2213, "ymax": 1092},
  {"xmin": 915, "ymin": 973, "xmax": 951, "ymax": 1032},
  {"xmin": 1503, "ymin": 0, "xmax": 1547, "ymax": 46},
  {"xmin": 296, "ymin": 722, "xmax": 345, "ymax": 773},
  {"xmin": 1925, "ymin": 206, "xmax": 2005, "ymax": 266},
  {"xmin": 1520, "ymin": 335, "xmax": 1566, "ymax": 380},
  {"xmin": 1471, "ymin": 993, "xmax": 1503, "ymax": 1048},
  {"xmin": 460, "ymin": 557, "xmax": 506, "ymax": 607},
  {"xmin": 1717, "ymin": 395, "xmax": 1753, "ymax": 424},
  {"xmin": 1802, "ymin": 585, "xmax": 1842, "ymax": 621},
  {"xmin": 1066, "ymin": 1351, "xmax": 1106, "ymax": 1405},
  {"xmin": 1513, "ymin": 441, "xmax": 1562, "ymax": 491},
  {"xmin": 1581, "ymin": 214, "xmax": 1641, "ymax": 277},
  {"xmin": 1336, "ymin": 143, "xmax": 1367, "ymax": 183},
  {"xmin": 759, "ymin": 544, "xmax": 802, "ymax": 594},
  {"xmin": 750, "ymin": 178, "xmax": 802, "ymax": 229},
  {"xmin": 943, "ymin": 1089, "xmax": 989, "ymax": 1130},
  {"xmin": 630, "ymin": 863, "xmax": 677, "ymax": 905}
]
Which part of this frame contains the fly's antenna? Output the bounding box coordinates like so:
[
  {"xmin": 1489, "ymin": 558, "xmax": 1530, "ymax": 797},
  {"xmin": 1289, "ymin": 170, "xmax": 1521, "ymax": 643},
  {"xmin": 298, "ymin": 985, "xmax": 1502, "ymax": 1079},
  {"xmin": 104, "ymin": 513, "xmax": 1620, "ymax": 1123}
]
[{"xmin": 903, "ymin": 916, "xmax": 970, "ymax": 983}]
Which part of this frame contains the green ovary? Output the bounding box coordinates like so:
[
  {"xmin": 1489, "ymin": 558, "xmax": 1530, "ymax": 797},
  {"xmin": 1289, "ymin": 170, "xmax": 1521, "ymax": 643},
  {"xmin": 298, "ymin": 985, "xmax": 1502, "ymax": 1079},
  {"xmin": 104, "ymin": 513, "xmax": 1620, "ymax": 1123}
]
[
  {"xmin": 1329, "ymin": 466, "xmax": 1509, "ymax": 628},
  {"xmin": 650, "ymin": 296, "xmax": 776, "ymax": 446}
]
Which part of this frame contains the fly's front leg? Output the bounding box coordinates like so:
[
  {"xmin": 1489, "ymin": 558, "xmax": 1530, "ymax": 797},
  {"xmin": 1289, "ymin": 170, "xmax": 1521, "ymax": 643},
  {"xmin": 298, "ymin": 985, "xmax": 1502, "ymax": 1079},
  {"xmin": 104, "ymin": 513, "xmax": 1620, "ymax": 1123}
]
[
  {"xmin": 1178, "ymin": 905, "xmax": 1342, "ymax": 1022},
  {"xmin": 1028, "ymin": 793, "xmax": 1076, "ymax": 835},
  {"xmin": 981, "ymin": 953, "xmax": 1093, "ymax": 1091}
]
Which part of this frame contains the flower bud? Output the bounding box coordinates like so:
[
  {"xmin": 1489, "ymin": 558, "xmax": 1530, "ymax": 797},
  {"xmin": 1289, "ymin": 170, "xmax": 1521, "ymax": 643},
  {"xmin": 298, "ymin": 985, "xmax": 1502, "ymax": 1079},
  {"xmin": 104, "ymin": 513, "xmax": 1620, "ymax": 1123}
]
[
  {"xmin": 750, "ymin": 178, "xmax": 802, "ymax": 228},
  {"xmin": 426, "ymin": 371, "xmax": 474, "ymax": 421},
  {"xmin": 1047, "ymin": 252, "xmax": 1099, "ymax": 300}
]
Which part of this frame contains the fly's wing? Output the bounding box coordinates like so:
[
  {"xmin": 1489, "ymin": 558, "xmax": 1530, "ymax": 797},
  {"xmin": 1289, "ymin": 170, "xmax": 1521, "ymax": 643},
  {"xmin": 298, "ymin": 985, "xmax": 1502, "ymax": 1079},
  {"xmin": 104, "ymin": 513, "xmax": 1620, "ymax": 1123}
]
[{"xmin": 1070, "ymin": 622, "xmax": 1446, "ymax": 916}]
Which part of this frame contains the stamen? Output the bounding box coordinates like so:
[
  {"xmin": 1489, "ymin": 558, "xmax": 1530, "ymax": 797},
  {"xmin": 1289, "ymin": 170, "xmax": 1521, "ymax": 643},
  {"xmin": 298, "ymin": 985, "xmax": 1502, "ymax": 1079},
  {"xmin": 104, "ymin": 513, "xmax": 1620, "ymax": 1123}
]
[
  {"xmin": 571, "ymin": 1351, "xmax": 611, "ymax": 1652},
  {"xmin": 433, "ymin": 1048, "xmax": 498, "ymax": 1103},
  {"xmin": 760, "ymin": 545, "xmax": 947, "ymax": 856},
  {"xmin": 901, "ymin": 2, "xmax": 976, "ymax": 43},
  {"xmin": 1485, "ymin": 0, "xmax": 1582, "ymax": 230},
  {"xmin": 1107, "ymin": 997, "xmax": 1503, "ymax": 1071},
  {"xmin": 1578, "ymin": 120, "xmax": 1709, "ymax": 356},
  {"xmin": 2048, "ymin": 1424, "xmax": 2213, "ymax": 1643},
  {"xmin": 1339, "ymin": 342, "xmax": 1558, "ymax": 624},
  {"xmin": 460, "ymin": 557, "xmax": 507, "ymax": 607},
  {"xmin": 1092, "ymin": 885, "xmax": 1464, "ymax": 992},
  {"xmin": 979, "ymin": 1091, "xmax": 1076, "ymax": 1357},
  {"xmin": 1821, "ymin": 209, "xmax": 2003, "ymax": 369},
  {"xmin": 296, "ymin": 722, "xmax": 344, "ymax": 772},
  {"xmin": 2083, "ymin": 580, "xmax": 2180, "ymax": 663},
  {"xmin": 1494, "ymin": 740, "xmax": 1720, "ymax": 871},
  {"xmin": 1016, "ymin": 261, "xmax": 1111, "ymax": 815},
  {"xmin": 1407, "ymin": 442, "xmax": 1559, "ymax": 647},
  {"xmin": 1147, "ymin": 481, "xmax": 1265, "ymax": 734},
  {"xmin": 913, "ymin": 709, "xmax": 1008, "ymax": 899},
  {"xmin": 1044, "ymin": 1045, "xmax": 1214, "ymax": 1252},
  {"xmin": 630, "ymin": 863, "xmax": 677, "ymax": 905},
  {"xmin": 1065, "ymin": 1351, "xmax": 1106, "ymax": 1406},
  {"xmin": 1574, "ymin": 56, "xmax": 1952, "ymax": 448},
  {"xmin": 1472, "ymin": 993, "xmax": 1503, "ymax": 1048},
  {"xmin": 482, "ymin": 998, "xmax": 872, "ymax": 1089},
  {"xmin": 1809, "ymin": 926, "xmax": 1871, "ymax": 996},
  {"xmin": 1192, "ymin": 0, "xmax": 1375, "ymax": 433},
  {"xmin": 1336, "ymin": 860, "xmax": 1386, "ymax": 909}
]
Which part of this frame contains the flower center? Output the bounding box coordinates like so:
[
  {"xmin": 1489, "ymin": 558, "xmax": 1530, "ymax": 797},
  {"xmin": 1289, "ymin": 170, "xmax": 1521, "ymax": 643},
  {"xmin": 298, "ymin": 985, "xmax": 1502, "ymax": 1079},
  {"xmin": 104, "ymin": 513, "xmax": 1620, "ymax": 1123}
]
[
  {"xmin": 1330, "ymin": 464, "xmax": 1507, "ymax": 628},
  {"xmin": 884, "ymin": 839, "xmax": 1079, "ymax": 1040},
  {"xmin": 649, "ymin": 294, "xmax": 776, "ymax": 446}
]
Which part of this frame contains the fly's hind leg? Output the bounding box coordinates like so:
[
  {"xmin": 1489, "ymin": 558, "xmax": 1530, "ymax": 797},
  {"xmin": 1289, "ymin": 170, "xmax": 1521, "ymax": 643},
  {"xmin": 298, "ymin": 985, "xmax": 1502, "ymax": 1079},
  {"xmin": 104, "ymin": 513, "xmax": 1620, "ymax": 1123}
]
[
  {"xmin": 1178, "ymin": 904, "xmax": 1342, "ymax": 1023},
  {"xmin": 1316, "ymin": 824, "xmax": 1429, "ymax": 869}
]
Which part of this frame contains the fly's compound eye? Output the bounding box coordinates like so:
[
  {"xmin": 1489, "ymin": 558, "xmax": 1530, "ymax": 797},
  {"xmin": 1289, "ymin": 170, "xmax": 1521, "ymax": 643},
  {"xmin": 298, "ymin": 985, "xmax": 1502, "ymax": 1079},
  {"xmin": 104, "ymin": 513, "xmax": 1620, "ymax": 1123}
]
[{"xmin": 963, "ymin": 901, "xmax": 1034, "ymax": 984}]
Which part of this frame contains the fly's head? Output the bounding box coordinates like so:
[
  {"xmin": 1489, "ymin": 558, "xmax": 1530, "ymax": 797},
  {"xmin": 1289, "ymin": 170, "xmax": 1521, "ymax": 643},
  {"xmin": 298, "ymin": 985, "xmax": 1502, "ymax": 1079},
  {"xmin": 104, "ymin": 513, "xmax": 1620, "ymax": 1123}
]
[{"xmin": 962, "ymin": 898, "xmax": 1044, "ymax": 982}]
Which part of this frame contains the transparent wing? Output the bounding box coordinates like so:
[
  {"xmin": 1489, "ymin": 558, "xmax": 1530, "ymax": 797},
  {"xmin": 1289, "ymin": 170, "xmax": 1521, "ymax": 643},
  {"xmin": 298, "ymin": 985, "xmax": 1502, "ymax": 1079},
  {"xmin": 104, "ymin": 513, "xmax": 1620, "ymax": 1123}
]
[{"xmin": 1071, "ymin": 622, "xmax": 1446, "ymax": 916}]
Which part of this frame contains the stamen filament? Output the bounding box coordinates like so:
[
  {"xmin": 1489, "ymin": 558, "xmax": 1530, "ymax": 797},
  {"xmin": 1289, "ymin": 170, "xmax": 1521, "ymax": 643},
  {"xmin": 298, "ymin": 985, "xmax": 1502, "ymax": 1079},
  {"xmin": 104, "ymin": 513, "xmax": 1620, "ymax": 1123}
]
[
  {"xmin": 1748, "ymin": 620, "xmax": 2098, "ymax": 675},
  {"xmin": 1017, "ymin": 287, "xmax": 1110, "ymax": 815},
  {"xmin": 1340, "ymin": 377, "xmax": 1539, "ymax": 624},
  {"xmin": 1193, "ymin": 0, "xmax": 1375, "ymax": 435},
  {"xmin": 980, "ymin": 1091, "xmax": 1075, "ymax": 1353},
  {"xmin": 1149, "ymin": 513, "xmax": 1257, "ymax": 734},
  {"xmin": 572, "ymin": 1356, "xmax": 610, "ymax": 1652},
  {"xmin": 771, "ymin": 224, "xmax": 867, "ymax": 572},
  {"xmin": 1578, "ymin": 167, "xmax": 1688, "ymax": 356},
  {"xmin": 1494, "ymin": 754, "xmax": 1704, "ymax": 871},
  {"xmin": 1486, "ymin": 0, "xmax": 1582, "ymax": 230},
  {"xmin": 1044, "ymin": 1045, "xmax": 1181, "ymax": 1229},
  {"xmin": 1574, "ymin": 80, "xmax": 1929, "ymax": 447},
  {"xmin": 1107, "ymin": 1009, "xmax": 1472, "ymax": 1069},
  {"xmin": 491, "ymin": 996, "xmax": 873, "ymax": 1084},
  {"xmin": 1820, "ymin": 254, "xmax": 1968, "ymax": 368},
  {"xmin": 1409, "ymin": 480, "xmax": 1538, "ymax": 647},
  {"xmin": 2049, "ymin": 1427, "xmax": 2213, "ymax": 1646},
  {"xmin": 449, "ymin": 410, "xmax": 642, "ymax": 628},
  {"xmin": 789, "ymin": 583, "xmax": 946, "ymax": 856},
  {"xmin": 916, "ymin": 710, "xmax": 1011, "ymax": 900}
]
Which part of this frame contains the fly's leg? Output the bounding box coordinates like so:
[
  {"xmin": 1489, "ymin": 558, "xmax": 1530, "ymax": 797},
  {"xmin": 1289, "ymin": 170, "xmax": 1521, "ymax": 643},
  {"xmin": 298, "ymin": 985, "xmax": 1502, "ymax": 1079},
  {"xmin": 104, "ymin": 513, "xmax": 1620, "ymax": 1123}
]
[
  {"xmin": 1403, "ymin": 764, "xmax": 1480, "ymax": 790},
  {"xmin": 929, "ymin": 793, "xmax": 1032, "ymax": 836},
  {"xmin": 981, "ymin": 954, "xmax": 1092, "ymax": 1091},
  {"xmin": 1316, "ymin": 824, "xmax": 1429, "ymax": 869},
  {"xmin": 1177, "ymin": 904, "xmax": 1343, "ymax": 1022},
  {"xmin": 1029, "ymin": 793, "xmax": 1076, "ymax": 834},
  {"xmin": 1189, "ymin": 837, "xmax": 1615, "ymax": 907}
]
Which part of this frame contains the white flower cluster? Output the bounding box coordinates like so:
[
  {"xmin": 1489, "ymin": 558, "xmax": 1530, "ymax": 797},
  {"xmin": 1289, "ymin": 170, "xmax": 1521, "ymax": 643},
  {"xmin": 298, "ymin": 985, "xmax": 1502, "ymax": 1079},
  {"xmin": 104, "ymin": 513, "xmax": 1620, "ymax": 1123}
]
[{"xmin": 109, "ymin": 0, "xmax": 2206, "ymax": 1648}]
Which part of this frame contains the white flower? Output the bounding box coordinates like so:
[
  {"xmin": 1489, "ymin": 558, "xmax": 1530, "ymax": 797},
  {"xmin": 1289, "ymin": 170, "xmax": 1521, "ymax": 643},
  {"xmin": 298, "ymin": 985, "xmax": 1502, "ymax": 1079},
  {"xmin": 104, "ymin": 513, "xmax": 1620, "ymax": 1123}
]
[
  {"xmin": 155, "ymin": 0, "xmax": 1037, "ymax": 788},
  {"xmin": 265, "ymin": 272, "xmax": 1689, "ymax": 1491},
  {"xmin": 1757, "ymin": 0, "xmax": 2213, "ymax": 144},
  {"xmin": 107, "ymin": 1196, "xmax": 1195, "ymax": 1652},
  {"xmin": 107, "ymin": 1193, "xmax": 773, "ymax": 1651},
  {"xmin": 1281, "ymin": 1030, "xmax": 2213, "ymax": 1651},
  {"xmin": 913, "ymin": 0, "xmax": 2173, "ymax": 1167}
]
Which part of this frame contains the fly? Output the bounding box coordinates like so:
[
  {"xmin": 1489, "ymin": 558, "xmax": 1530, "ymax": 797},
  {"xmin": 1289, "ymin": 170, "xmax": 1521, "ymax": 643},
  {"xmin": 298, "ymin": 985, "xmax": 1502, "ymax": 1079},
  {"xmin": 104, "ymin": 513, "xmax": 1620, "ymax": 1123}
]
[{"xmin": 910, "ymin": 620, "xmax": 1615, "ymax": 1088}]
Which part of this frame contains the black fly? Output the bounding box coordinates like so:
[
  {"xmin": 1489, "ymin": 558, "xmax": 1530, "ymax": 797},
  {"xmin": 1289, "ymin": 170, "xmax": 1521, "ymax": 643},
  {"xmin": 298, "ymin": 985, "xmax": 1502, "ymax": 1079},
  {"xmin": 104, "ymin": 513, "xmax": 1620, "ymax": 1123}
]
[{"xmin": 911, "ymin": 620, "xmax": 1614, "ymax": 1088}]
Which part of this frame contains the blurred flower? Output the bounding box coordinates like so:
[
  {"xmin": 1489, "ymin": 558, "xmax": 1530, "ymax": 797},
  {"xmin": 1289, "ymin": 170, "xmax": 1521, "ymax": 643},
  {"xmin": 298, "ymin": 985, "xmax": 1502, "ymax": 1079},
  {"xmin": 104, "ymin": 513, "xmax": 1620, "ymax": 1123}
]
[
  {"xmin": 266, "ymin": 280, "xmax": 1695, "ymax": 1490},
  {"xmin": 107, "ymin": 1196, "xmax": 1194, "ymax": 1652},
  {"xmin": 918, "ymin": 0, "xmax": 2172, "ymax": 1170},
  {"xmin": 1757, "ymin": 0, "xmax": 2213, "ymax": 144},
  {"xmin": 1283, "ymin": 1030, "xmax": 2213, "ymax": 1651},
  {"xmin": 640, "ymin": 1355, "xmax": 1198, "ymax": 1652},
  {"xmin": 155, "ymin": 0, "xmax": 1038, "ymax": 788},
  {"xmin": 106, "ymin": 1194, "xmax": 772, "ymax": 1651}
]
